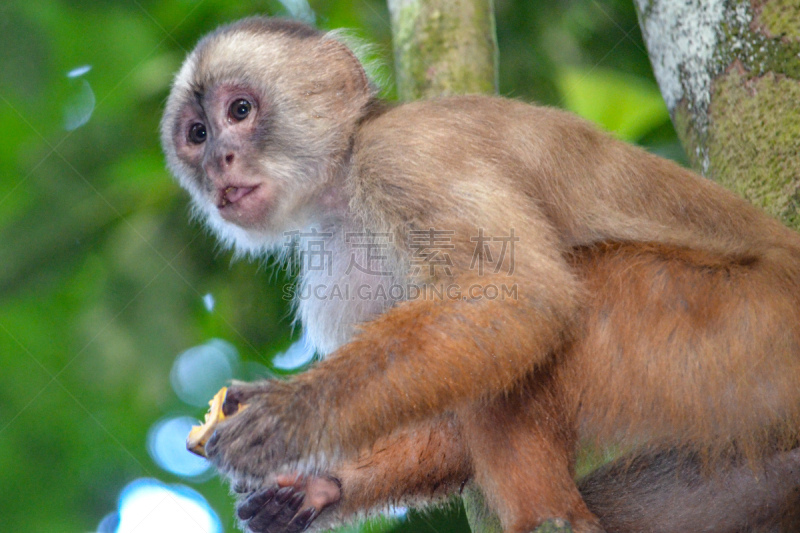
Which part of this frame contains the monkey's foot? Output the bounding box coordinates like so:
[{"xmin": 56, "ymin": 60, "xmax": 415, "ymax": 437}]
[{"xmin": 237, "ymin": 474, "xmax": 341, "ymax": 533}]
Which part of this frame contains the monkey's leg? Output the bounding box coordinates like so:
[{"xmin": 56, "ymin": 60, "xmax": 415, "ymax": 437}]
[
  {"xmin": 234, "ymin": 415, "xmax": 471, "ymax": 533},
  {"xmin": 460, "ymin": 377, "xmax": 604, "ymax": 533},
  {"xmin": 579, "ymin": 446, "xmax": 800, "ymax": 533},
  {"xmin": 334, "ymin": 414, "xmax": 470, "ymax": 517},
  {"xmin": 206, "ymin": 272, "xmax": 580, "ymax": 478}
]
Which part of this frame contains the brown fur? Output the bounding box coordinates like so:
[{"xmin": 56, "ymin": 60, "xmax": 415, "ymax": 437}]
[
  {"xmin": 160, "ymin": 17, "xmax": 800, "ymax": 533},
  {"xmin": 318, "ymin": 242, "xmax": 800, "ymax": 532}
]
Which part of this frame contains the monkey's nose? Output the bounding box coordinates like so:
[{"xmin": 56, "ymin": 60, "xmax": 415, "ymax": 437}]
[{"xmin": 203, "ymin": 149, "xmax": 236, "ymax": 174}]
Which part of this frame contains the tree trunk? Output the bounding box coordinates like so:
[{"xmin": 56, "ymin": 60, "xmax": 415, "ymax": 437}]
[
  {"xmin": 387, "ymin": 0, "xmax": 498, "ymax": 100},
  {"xmin": 634, "ymin": 0, "xmax": 800, "ymax": 230}
]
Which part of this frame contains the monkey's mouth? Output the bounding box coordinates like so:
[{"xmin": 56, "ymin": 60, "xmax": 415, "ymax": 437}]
[{"xmin": 217, "ymin": 185, "xmax": 258, "ymax": 209}]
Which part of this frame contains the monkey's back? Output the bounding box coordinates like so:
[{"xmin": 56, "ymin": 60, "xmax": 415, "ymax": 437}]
[{"xmin": 353, "ymin": 95, "xmax": 799, "ymax": 258}]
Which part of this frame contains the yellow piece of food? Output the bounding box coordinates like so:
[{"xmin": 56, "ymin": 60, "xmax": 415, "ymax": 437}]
[{"xmin": 187, "ymin": 387, "xmax": 232, "ymax": 457}]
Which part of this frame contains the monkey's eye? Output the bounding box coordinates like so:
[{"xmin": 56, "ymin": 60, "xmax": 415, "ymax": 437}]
[
  {"xmin": 230, "ymin": 99, "xmax": 252, "ymax": 121},
  {"xmin": 188, "ymin": 122, "xmax": 207, "ymax": 144}
]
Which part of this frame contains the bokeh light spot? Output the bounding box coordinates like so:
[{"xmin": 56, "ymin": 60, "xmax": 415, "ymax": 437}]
[
  {"xmin": 95, "ymin": 511, "xmax": 119, "ymax": 533},
  {"xmin": 147, "ymin": 416, "xmax": 211, "ymax": 478},
  {"xmin": 67, "ymin": 64, "xmax": 92, "ymax": 78},
  {"xmin": 63, "ymin": 65, "xmax": 95, "ymax": 130},
  {"xmin": 171, "ymin": 339, "xmax": 238, "ymax": 406},
  {"xmin": 272, "ymin": 335, "xmax": 315, "ymax": 370},
  {"xmin": 202, "ymin": 293, "xmax": 215, "ymax": 312},
  {"xmin": 114, "ymin": 478, "xmax": 221, "ymax": 533},
  {"xmin": 279, "ymin": 0, "xmax": 315, "ymax": 23}
]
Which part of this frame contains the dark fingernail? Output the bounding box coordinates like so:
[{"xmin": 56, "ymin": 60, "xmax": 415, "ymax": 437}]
[
  {"xmin": 275, "ymin": 486, "xmax": 294, "ymax": 504},
  {"xmin": 237, "ymin": 486, "xmax": 276, "ymax": 520},
  {"xmin": 222, "ymin": 395, "xmax": 241, "ymax": 417},
  {"xmin": 291, "ymin": 508, "xmax": 318, "ymax": 533},
  {"xmin": 288, "ymin": 491, "xmax": 305, "ymax": 511}
]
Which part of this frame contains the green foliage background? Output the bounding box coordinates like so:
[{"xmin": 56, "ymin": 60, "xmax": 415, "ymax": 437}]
[{"xmin": 0, "ymin": 1, "xmax": 681, "ymax": 531}]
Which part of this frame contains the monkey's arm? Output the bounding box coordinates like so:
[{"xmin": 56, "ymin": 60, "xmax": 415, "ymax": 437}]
[
  {"xmin": 207, "ymin": 265, "xmax": 580, "ymax": 478},
  {"xmin": 233, "ymin": 415, "xmax": 470, "ymax": 533}
]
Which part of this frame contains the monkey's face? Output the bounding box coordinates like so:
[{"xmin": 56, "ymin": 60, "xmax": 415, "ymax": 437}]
[
  {"xmin": 161, "ymin": 19, "xmax": 372, "ymax": 254},
  {"xmin": 172, "ymin": 83, "xmax": 274, "ymax": 227}
]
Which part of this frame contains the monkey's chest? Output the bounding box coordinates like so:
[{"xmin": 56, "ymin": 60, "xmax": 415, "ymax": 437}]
[{"xmin": 296, "ymin": 264, "xmax": 402, "ymax": 356}]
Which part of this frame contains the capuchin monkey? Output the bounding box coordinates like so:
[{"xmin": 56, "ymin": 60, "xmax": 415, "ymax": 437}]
[{"xmin": 161, "ymin": 17, "xmax": 800, "ymax": 533}]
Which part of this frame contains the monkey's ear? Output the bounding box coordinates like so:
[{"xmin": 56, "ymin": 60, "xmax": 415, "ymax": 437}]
[{"xmin": 315, "ymin": 37, "xmax": 373, "ymax": 117}]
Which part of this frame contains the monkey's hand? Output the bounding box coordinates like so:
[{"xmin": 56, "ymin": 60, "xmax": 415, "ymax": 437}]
[
  {"xmin": 235, "ymin": 473, "xmax": 342, "ymax": 533},
  {"xmin": 205, "ymin": 380, "xmax": 317, "ymax": 478}
]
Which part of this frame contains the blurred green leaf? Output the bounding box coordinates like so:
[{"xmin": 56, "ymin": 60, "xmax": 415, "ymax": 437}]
[{"xmin": 556, "ymin": 66, "xmax": 670, "ymax": 141}]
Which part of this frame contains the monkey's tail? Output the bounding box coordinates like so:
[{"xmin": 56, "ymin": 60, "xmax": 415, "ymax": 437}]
[{"xmin": 578, "ymin": 447, "xmax": 800, "ymax": 533}]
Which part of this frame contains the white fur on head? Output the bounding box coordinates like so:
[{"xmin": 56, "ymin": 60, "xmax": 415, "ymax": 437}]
[{"xmin": 161, "ymin": 17, "xmax": 376, "ymax": 258}]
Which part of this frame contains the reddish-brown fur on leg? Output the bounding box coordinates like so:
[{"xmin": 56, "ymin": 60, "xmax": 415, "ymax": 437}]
[
  {"xmin": 459, "ymin": 378, "xmax": 603, "ymax": 533},
  {"xmin": 562, "ymin": 242, "xmax": 800, "ymax": 464},
  {"xmin": 335, "ymin": 415, "xmax": 470, "ymax": 516},
  {"xmin": 268, "ymin": 240, "xmax": 800, "ymax": 532}
]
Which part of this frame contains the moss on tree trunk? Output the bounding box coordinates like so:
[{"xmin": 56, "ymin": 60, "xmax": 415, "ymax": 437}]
[{"xmin": 635, "ymin": 0, "xmax": 800, "ymax": 230}]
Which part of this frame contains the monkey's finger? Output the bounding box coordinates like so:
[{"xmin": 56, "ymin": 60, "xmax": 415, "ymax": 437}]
[
  {"xmin": 245, "ymin": 487, "xmax": 291, "ymax": 528},
  {"xmin": 285, "ymin": 507, "xmax": 318, "ymax": 533},
  {"xmin": 268, "ymin": 491, "xmax": 305, "ymax": 532},
  {"xmin": 238, "ymin": 486, "xmax": 277, "ymax": 520},
  {"xmin": 247, "ymin": 487, "xmax": 304, "ymax": 532},
  {"xmin": 222, "ymin": 387, "xmax": 248, "ymax": 417}
]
